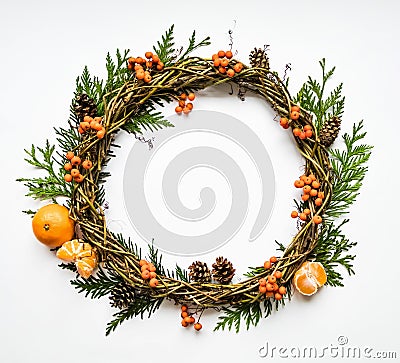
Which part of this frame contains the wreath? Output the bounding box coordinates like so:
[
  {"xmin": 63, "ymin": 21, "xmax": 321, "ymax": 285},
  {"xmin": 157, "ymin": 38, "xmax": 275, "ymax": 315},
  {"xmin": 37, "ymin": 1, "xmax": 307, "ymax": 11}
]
[{"xmin": 19, "ymin": 26, "xmax": 372, "ymax": 335}]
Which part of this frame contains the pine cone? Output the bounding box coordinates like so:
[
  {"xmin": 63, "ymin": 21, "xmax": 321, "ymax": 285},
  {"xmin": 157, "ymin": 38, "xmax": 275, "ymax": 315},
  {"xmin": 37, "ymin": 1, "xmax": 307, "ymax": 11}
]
[
  {"xmin": 319, "ymin": 116, "xmax": 341, "ymax": 147},
  {"xmin": 109, "ymin": 283, "xmax": 135, "ymax": 309},
  {"xmin": 188, "ymin": 261, "xmax": 211, "ymax": 283},
  {"xmin": 212, "ymin": 256, "xmax": 235, "ymax": 284},
  {"xmin": 249, "ymin": 47, "xmax": 269, "ymax": 69},
  {"xmin": 73, "ymin": 93, "xmax": 97, "ymax": 120}
]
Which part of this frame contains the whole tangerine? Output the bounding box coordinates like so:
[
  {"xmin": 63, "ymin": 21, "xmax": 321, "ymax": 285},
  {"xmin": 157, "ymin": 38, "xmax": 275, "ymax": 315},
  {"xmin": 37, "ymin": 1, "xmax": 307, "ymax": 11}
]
[{"xmin": 32, "ymin": 204, "xmax": 75, "ymax": 248}]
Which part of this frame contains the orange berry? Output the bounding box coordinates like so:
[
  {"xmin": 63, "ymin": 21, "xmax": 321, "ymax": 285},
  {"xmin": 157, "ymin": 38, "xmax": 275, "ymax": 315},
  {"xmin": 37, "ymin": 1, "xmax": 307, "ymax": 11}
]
[
  {"xmin": 291, "ymin": 105, "xmax": 300, "ymax": 112},
  {"xmin": 128, "ymin": 57, "xmax": 135, "ymax": 64},
  {"xmin": 97, "ymin": 129, "xmax": 105, "ymax": 139},
  {"xmin": 225, "ymin": 50, "xmax": 233, "ymax": 59},
  {"xmin": 80, "ymin": 121, "xmax": 90, "ymax": 131},
  {"xmin": 218, "ymin": 50, "xmax": 225, "ymax": 58},
  {"xmin": 152, "ymin": 54, "xmax": 160, "ymax": 63},
  {"xmin": 303, "ymin": 125, "xmax": 312, "ymax": 131},
  {"xmin": 233, "ymin": 62, "xmax": 243, "ymax": 73},
  {"xmin": 304, "ymin": 177, "xmax": 312, "ymax": 185},
  {"xmin": 127, "ymin": 63, "xmax": 134, "ymax": 70},
  {"xmin": 294, "ymin": 179, "xmax": 305, "ymax": 188},
  {"xmin": 141, "ymin": 264, "xmax": 149, "ymax": 272},
  {"xmin": 291, "ymin": 211, "xmax": 298, "ymax": 218},
  {"xmin": 64, "ymin": 174, "xmax": 73, "ymax": 182},
  {"xmin": 302, "ymin": 194, "xmax": 310, "ymax": 201},
  {"xmin": 318, "ymin": 191, "xmax": 325, "ymax": 199},
  {"xmin": 310, "ymin": 189, "xmax": 318, "ymax": 197},
  {"xmin": 156, "ymin": 62, "xmax": 164, "ymax": 70},
  {"xmin": 218, "ymin": 66, "xmax": 226, "ymax": 74},
  {"xmin": 270, "ymin": 256, "xmax": 277, "ymax": 263},
  {"xmin": 272, "ymin": 283, "xmax": 279, "ymax": 292},
  {"xmin": 90, "ymin": 120, "xmax": 97, "ymax": 129},
  {"xmin": 82, "ymin": 160, "xmax": 93, "ymax": 170},
  {"xmin": 141, "ymin": 270, "xmax": 150, "ymax": 280},
  {"xmin": 293, "ymin": 128, "xmax": 302, "ymax": 137},
  {"xmin": 145, "ymin": 61, "xmax": 153, "ymax": 69},
  {"xmin": 188, "ymin": 93, "xmax": 195, "ymax": 101},
  {"xmin": 74, "ymin": 174, "xmax": 84, "ymax": 183},
  {"xmin": 93, "ymin": 122, "xmax": 103, "ymax": 131},
  {"xmin": 66, "ymin": 151, "xmax": 74, "ymax": 160},
  {"xmin": 78, "ymin": 127, "xmax": 84, "ymax": 134},
  {"xmin": 149, "ymin": 278, "xmax": 158, "ymax": 288},
  {"xmin": 183, "ymin": 107, "xmax": 190, "ymax": 114},
  {"xmin": 184, "ymin": 316, "xmax": 192, "ymax": 324},
  {"xmin": 300, "ymin": 175, "xmax": 307, "ymax": 182},
  {"xmin": 83, "ymin": 116, "xmax": 92, "ymax": 123},
  {"xmin": 64, "ymin": 163, "xmax": 73, "ymax": 171},
  {"xmin": 259, "ymin": 278, "xmax": 267, "ymax": 286},
  {"xmin": 264, "ymin": 260, "xmax": 271, "ymax": 269},
  {"xmin": 266, "ymin": 291, "xmax": 274, "ymax": 298},
  {"xmin": 181, "ymin": 311, "xmax": 188, "ymax": 318},
  {"xmin": 312, "ymin": 181, "xmax": 321, "ymax": 189},
  {"xmin": 213, "ymin": 58, "xmax": 221, "ymax": 67},
  {"xmin": 212, "ymin": 53, "xmax": 218, "ymax": 60},
  {"xmin": 278, "ymin": 286, "xmax": 287, "ymax": 295},
  {"xmin": 303, "ymin": 208, "xmax": 311, "ymax": 215},
  {"xmin": 315, "ymin": 198, "xmax": 323, "ymax": 206},
  {"xmin": 178, "ymin": 100, "xmax": 186, "ymax": 107},
  {"xmin": 313, "ymin": 215, "xmax": 323, "ymax": 224},
  {"xmin": 309, "ymin": 174, "xmax": 317, "ymax": 181},
  {"xmin": 299, "ymin": 132, "xmax": 306, "ymax": 140},
  {"xmin": 305, "ymin": 130, "xmax": 313, "ymax": 138},
  {"xmin": 267, "ymin": 275, "xmax": 277, "ymax": 283},
  {"xmin": 149, "ymin": 271, "xmax": 157, "ymax": 279},
  {"xmin": 259, "ymin": 285, "xmax": 267, "ymax": 294},
  {"xmin": 136, "ymin": 70, "xmax": 145, "ymax": 80},
  {"xmin": 181, "ymin": 305, "xmax": 188, "ymax": 312},
  {"xmin": 188, "ymin": 316, "xmax": 195, "ymax": 324},
  {"xmin": 194, "ymin": 323, "xmax": 202, "ymax": 331},
  {"xmin": 280, "ymin": 117, "xmax": 289, "ymax": 127},
  {"xmin": 135, "ymin": 57, "xmax": 144, "ymax": 64},
  {"xmin": 266, "ymin": 283, "xmax": 274, "ymax": 292},
  {"xmin": 149, "ymin": 264, "xmax": 156, "ymax": 272},
  {"xmin": 181, "ymin": 319, "xmax": 189, "ymax": 327},
  {"xmin": 145, "ymin": 51, "xmax": 153, "ymax": 59},
  {"xmin": 180, "ymin": 93, "xmax": 187, "ymax": 100},
  {"xmin": 221, "ymin": 58, "xmax": 229, "ymax": 67},
  {"xmin": 139, "ymin": 259, "xmax": 147, "ymax": 266},
  {"xmin": 299, "ymin": 213, "xmax": 307, "ymax": 221},
  {"xmin": 227, "ymin": 68, "xmax": 235, "ymax": 77},
  {"xmin": 175, "ymin": 106, "xmax": 183, "ymax": 114},
  {"xmin": 274, "ymin": 292, "xmax": 283, "ymax": 300},
  {"xmin": 71, "ymin": 169, "xmax": 80, "ymax": 178},
  {"xmin": 290, "ymin": 111, "xmax": 300, "ymax": 120},
  {"xmin": 303, "ymin": 185, "xmax": 312, "ymax": 194},
  {"xmin": 144, "ymin": 74, "xmax": 152, "ymax": 83},
  {"xmin": 274, "ymin": 270, "xmax": 282, "ymax": 279},
  {"xmin": 134, "ymin": 64, "xmax": 142, "ymax": 71},
  {"xmin": 186, "ymin": 102, "xmax": 193, "ymax": 110}
]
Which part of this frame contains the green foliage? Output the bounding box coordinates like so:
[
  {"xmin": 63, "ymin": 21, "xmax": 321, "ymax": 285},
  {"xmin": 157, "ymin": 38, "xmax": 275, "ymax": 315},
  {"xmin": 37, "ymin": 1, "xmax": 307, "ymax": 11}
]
[
  {"xmin": 123, "ymin": 110, "xmax": 173, "ymax": 134},
  {"xmin": 295, "ymin": 58, "xmax": 345, "ymax": 131},
  {"xmin": 71, "ymin": 266, "xmax": 123, "ymax": 299},
  {"xmin": 153, "ymin": 25, "xmax": 211, "ymax": 66},
  {"xmin": 327, "ymin": 121, "xmax": 372, "ymax": 219},
  {"xmin": 314, "ymin": 220, "xmax": 357, "ymax": 287},
  {"xmin": 174, "ymin": 264, "xmax": 189, "ymax": 282},
  {"xmin": 153, "ymin": 25, "xmax": 176, "ymax": 66},
  {"xmin": 17, "ymin": 141, "xmax": 71, "ymax": 201},
  {"xmin": 178, "ymin": 30, "xmax": 211, "ymax": 61},
  {"xmin": 113, "ymin": 233, "xmax": 142, "ymax": 258},
  {"xmin": 106, "ymin": 295, "xmax": 163, "ymax": 336},
  {"xmin": 59, "ymin": 262, "xmax": 77, "ymax": 272}
]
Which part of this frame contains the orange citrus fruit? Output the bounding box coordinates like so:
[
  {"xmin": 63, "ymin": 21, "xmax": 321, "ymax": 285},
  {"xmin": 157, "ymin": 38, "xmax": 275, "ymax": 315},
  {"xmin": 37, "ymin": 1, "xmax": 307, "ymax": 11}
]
[
  {"xmin": 32, "ymin": 204, "xmax": 75, "ymax": 248},
  {"xmin": 56, "ymin": 239, "xmax": 92, "ymax": 262},
  {"xmin": 76, "ymin": 253, "xmax": 97, "ymax": 279},
  {"xmin": 293, "ymin": 261, "xmax": 327, "ymax": 296}
]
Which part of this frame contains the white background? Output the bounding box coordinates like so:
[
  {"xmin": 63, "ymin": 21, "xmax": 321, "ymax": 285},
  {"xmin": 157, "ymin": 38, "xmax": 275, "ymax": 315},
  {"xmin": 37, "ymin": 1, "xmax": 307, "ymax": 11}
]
[{"xmin": 1, "ymin": 0, "xmax": 399, "ymax": 362}]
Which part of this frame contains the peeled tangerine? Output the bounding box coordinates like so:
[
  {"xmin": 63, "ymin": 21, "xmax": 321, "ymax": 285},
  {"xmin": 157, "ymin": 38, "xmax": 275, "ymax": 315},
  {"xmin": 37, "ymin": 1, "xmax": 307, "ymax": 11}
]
[
  {"xmin": 293, "ymin": 261, "xmax": 327, "ymax": 296},
  {"xmin": 56, "ymin": 239, "xmax": 97, "ymax": 279}
]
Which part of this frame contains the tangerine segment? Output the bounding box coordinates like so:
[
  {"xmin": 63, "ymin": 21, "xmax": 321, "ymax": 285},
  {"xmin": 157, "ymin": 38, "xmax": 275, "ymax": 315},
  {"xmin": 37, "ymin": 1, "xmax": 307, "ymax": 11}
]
[
  {"xmin": 32, "ymin": 204, "xmax": 75, "ymax": 248},
  {"xmin": 76, "ymin": 254, "xmax": 97, "ymax": 279},
  {"xmin": 308, "ymin": 261, "xmax": 327, "ymax": 287},
  {"xmin": 294, "ymin": 273, "xmax": 318, "ymax": 296},
  {"xmin": 56, "ymin": 239, "xmax": 85, "ymax": 262}
]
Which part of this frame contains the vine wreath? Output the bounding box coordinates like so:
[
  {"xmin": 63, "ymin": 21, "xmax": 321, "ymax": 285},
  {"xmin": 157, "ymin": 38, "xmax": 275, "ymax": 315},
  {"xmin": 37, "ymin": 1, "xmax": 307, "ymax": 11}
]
[{"xmin": 19, "ymin": 26, "xmax": 372, "ymax": 335}]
